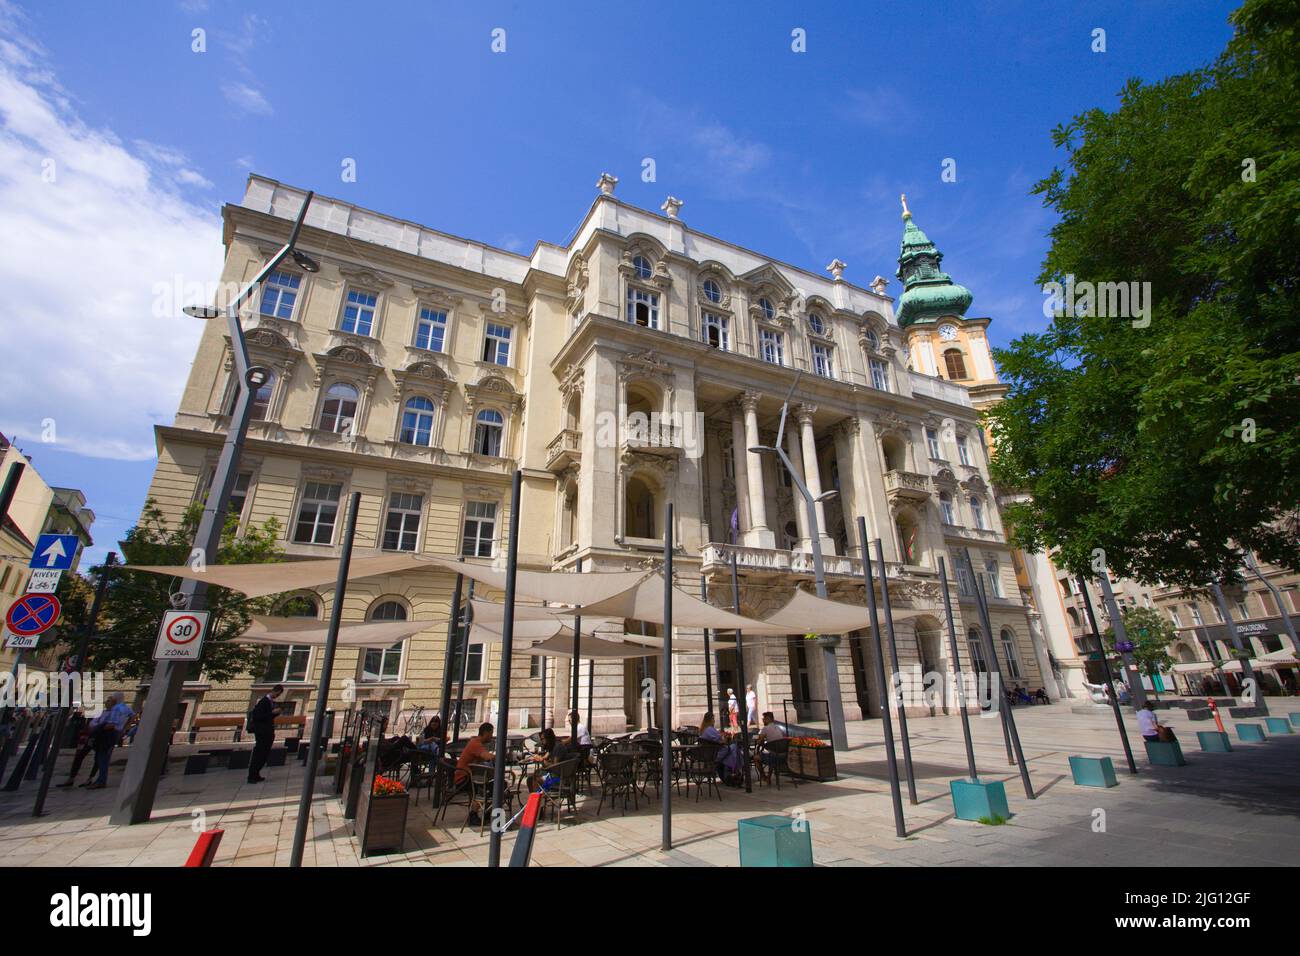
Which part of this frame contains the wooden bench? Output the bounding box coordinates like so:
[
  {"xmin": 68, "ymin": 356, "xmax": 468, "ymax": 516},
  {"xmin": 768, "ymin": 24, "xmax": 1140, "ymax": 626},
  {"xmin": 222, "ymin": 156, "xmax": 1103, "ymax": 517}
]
[
  {"xmin": 274, "ymin": 714, "xmax": 308, "ymax": 735},
  {"xmin": 188, "ymin": 716, "xmax": 245, "ymax": 743}
]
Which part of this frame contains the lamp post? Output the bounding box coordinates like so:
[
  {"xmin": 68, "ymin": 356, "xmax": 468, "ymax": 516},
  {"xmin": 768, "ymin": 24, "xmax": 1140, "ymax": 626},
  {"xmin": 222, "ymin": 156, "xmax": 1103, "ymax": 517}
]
[
  {"xmin": 747, "ymin": 373, "xmax": 848, "ymax": 752},
  {"xmin": 111, "ymin": 192, "xmax": 318, "ymax": 825}
]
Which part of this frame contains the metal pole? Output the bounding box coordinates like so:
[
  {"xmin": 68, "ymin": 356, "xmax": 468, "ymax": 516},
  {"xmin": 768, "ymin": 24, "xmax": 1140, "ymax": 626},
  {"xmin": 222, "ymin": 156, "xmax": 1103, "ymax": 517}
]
[
  {"xmin": 454, "ymin": 579, "xmax": 475, "ymax": 744},
  {"xmin": 1096, "ymin": 572, "xmax": 1148, "ymax": 708},
  {"xmin": 700, "ymin": 576, "xmax": 714, "ymax": 727},
  {"xmin": 33, "ymin": 553, "xmax": 116, "ymax": 816},
  {"xmin": 539, "ymin": 650, "xmax": 548, "ymax": 733},
  {"xmin": 965, "ymin": 549, "xmax": 1035, "ymax": 799},
  {"xmin": 1077, "ymin": 575, "xmax": 1137, "ymax": 774},
  {"xmin": 112, "ymin": 191, "xmax": 315, "ymax": 826},
  {"xmin": 873, "ymin": 539, "xmax": 916, "ymax": 804},
  {"xmin": 1211, "ymin": 582, "xmax": 1268, "ymax": 714},
  {"xmin": 488, "ymin": 470, "xmax": 522, "ymax": 868},
  {"xmin": 1245, "ymin": 553, "xmax": 1300, "ymax": 649},
  {"xmin": 586, "ymin": 659, "xmax": 594, "ymax": 731},
  {"xmin": 937, "ymin": 557, "xmax": 978, "ymax": 781},
  {"xmin": 571, "ymin": 557, "xmax": 583, "ymax": 746},
  {"xmin": 289, "ymin": 491, "xmax": 360, "ymax": 867},
  {"xmin": 438, "ymin": 573, "xmax": 464, "ymax": 732},
  {"xmin": 661, "ymin": 501, "xmax": 674, "ymax": 852},
  {"xmin": 729, "ymin": 553, "xmax": 753, "ymax": 793},
  {"xmin": 859, "ymin": 520, "xmax": 905, "ymax": 837}
]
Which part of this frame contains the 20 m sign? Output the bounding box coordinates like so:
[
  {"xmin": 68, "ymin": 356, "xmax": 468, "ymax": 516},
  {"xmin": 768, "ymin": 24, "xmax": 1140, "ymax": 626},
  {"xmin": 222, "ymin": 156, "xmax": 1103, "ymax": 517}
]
[{"xmin": 153, "ymin": 610, "xmax": 209, "ymax": 662}]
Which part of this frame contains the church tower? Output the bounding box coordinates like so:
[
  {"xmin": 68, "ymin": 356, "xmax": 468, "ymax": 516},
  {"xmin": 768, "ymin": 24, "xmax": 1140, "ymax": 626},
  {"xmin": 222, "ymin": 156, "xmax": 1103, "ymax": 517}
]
[{"xmin": 895, "ymin": 195, "xmax": 1007, "ymax": 413}]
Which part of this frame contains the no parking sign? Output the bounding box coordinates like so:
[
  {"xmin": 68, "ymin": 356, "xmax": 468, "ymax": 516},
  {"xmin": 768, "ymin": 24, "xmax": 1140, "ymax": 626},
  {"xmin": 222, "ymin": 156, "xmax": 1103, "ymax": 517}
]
[{"xmin": 153, "ymin": 610, "xmax": 209, "ymax": 661}]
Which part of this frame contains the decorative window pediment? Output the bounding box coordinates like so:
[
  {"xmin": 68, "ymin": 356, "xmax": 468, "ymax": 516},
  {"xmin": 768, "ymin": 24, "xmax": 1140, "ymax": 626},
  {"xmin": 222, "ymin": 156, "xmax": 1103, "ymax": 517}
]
[
  {"xmin": 393, "ymin": 360, "xmax": 452, "ymax": 401},
  {"xmin": 339, "ymin": 265, "xmax": 394, "ymax": 290}
]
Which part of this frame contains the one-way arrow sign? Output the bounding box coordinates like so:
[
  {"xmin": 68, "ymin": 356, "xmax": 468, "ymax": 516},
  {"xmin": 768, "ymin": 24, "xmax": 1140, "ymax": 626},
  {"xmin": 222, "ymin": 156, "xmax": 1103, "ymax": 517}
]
[{"xmin": 29, "ymin": 534, "xmax": 80, "ymax": 571}]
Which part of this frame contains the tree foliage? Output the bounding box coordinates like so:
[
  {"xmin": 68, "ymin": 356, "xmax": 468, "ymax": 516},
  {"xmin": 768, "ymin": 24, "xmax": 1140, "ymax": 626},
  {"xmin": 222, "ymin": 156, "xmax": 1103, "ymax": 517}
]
[
  {"xmin": 987, "ymin": 0, "xmax": 1300, "ymax": 588},
  {"xmin": 58, "ymin": 499, "xmax": 287, "ymax": 683},
  {"xmin": 1102, "ymin": 606, "xmax": 1177, "ymax": 677}
]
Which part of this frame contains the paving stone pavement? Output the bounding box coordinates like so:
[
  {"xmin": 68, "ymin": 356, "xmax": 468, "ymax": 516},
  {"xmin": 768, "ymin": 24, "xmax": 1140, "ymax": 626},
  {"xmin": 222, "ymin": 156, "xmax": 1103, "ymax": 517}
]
[{"xmin": 0, "ymin": 700, "xmax": 1295, "ymax": 867}]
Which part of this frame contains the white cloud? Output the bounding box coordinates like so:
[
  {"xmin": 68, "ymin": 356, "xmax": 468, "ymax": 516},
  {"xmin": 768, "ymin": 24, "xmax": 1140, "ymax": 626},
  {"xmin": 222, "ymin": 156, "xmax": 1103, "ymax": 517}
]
[
  {"xmin": 221, "ymin": 80, "xmax": 272, "ymax": 116},
  {"xmin": 0, "ymin": 14, "xmax": 222, "ymax": 460},
  {"xmin": 216, "ymin": 14, "xmax": 272, "ymax": 117}
]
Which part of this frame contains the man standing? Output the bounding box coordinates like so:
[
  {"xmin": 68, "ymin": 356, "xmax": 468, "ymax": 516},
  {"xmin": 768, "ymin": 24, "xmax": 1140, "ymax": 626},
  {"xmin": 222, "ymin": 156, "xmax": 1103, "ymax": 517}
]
[
  {"xmin": 247, "ymin": 684, "xmax": 283, "ymax": 784},
  {"xmin": 87, "ymin": 693, "xmax": 133, "ymax": 789}
]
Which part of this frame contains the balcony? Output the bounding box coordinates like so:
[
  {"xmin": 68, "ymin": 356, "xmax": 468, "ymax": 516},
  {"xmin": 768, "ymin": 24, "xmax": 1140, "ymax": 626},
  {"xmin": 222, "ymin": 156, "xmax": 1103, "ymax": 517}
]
[
  {"xmin": 700, "ymin": 542, "xmax": 915, "ymax": 582},
  {"xmin": 545, "ymin": 428, "xmax": 582, "ymax": 473},
  {"xmin": 883, "ymin": 470, "xmax": 931, "ymax": 504},
  {"xmin": 908, "ymin": 370, "xmax": 973, "ymax": 407},
  {"xmin": 621, "ymin": 421, "xmax": 684, "ymax": 458}
]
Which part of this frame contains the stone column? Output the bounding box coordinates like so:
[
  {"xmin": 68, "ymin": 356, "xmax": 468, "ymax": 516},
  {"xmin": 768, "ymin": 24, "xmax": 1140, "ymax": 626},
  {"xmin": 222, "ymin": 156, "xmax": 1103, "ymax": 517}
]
[
  {"xmin": 798, "ymin": 404, "xmax": 834, "ymax": 554},
  {"xmin": 784, "ymin": 426, "xmax": 810, "ymax": 550},
  {"xmin": 741, "ymin": 392, "xmax": 774, "ymax": 547},
  {"xmin": 728, "ymin": 402, "xmax": 751, "ymax": 540}
]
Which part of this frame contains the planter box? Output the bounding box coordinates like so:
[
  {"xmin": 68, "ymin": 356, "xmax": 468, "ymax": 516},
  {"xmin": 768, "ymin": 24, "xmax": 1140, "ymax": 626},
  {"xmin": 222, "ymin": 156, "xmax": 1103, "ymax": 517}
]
[
  {"xmin": 357, "ymin": 792, "xmax": 408, "ymax": 857},
  {"xmin": 787, "ymin": 744, "xmax": 837, "ymax": 781}
]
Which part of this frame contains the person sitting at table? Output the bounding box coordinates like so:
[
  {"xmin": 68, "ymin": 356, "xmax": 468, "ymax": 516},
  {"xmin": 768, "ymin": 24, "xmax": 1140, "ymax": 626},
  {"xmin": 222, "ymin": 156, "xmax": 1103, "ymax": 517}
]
[
  {"xmin": 527, "ymin": 728, "xmax": 571, "ymax": 791},
  {"xmin": 566, "ymin": 710, "xmax": 593, "ymax": 746},
  {"xmin": 698, "ymin": 712, "xmax": 723, "ymax": 743},
  {"xmin": 755, "ymin": 712, "xmax": 785, "ymax": 779},
  {"xmin": 418, "ymin": 714, "xmax": 443, "ymax": 759},
  {"xmin": 454, "ymin": 722, "xmax": 495, "ymax": 827}
]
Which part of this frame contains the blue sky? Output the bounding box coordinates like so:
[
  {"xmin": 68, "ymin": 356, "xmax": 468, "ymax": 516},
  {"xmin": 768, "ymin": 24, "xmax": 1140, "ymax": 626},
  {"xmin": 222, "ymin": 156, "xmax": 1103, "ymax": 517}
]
[{"xmin": 0, "ymin": 0, "xmax": 1240, "ymax": 565}]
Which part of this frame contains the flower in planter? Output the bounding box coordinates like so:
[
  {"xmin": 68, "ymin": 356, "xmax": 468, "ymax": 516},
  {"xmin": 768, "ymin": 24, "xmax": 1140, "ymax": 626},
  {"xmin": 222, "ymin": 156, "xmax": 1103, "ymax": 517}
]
[
  {"xmin": 789, "ymin": 736, "xmax": 829, "ymax": 748},
  {"xmin": 372, "ymin": 774, "xmax": 407, "ymax": 796}
]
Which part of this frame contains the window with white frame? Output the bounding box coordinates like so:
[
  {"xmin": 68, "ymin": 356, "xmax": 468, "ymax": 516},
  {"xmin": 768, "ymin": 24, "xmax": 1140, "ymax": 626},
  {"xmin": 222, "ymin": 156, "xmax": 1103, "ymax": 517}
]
[
  {"xmin": 984, "ymin": 557, "xmax": 1002, "ymax": 598},
  {"xmin": 759, "ymin": 328, "xmax": 784, "ymax": 365},
  {"xmin": 227, "ymin": 471, "xmax": 253, "ymax": 522},
  {"xmin": 1235, "ymin": 597, "xmax": 1249, "ymax": 619},
  {"xmin": 808, "ymin": 311, "xmax": 826, "ymax": 335},
  {"xmin": 626, "ymin": 287, "xmax": 660, "ymax": 328},
  {"xmin": 259, "ymin": 270, "xmax": 301, "ymax": 320},
  {"xmin": 473, "ymin": 409, "xmax": 504, "ymax": 457},
  {"xmin": 955, "ymin": 555, "xmax": 976, "ymax": 596},
  {"xmin": 1170, "ymin": 609, "xmax": 1181, "ymax": 628},
  {"xmin": 249, "ymin": 371, "xmax": 275, "ymax": 421},
  {"xmin": 341, "ymin": 289, "xmax": 377, "ymax": 336},
  {"xmin": 482, "ymin": 322, "xmax": 511, "ymax": 365},
  {"xmin": 362, "ymin": 600, "xmax": 406, "ymax": 682},
  {"xmin": 703, "ymin": 311, "xmax": 729, "ymax": 350},
  {"xmin": 757, "ymin": 297, "xmax": 776, "ymax": 321},
  {"xmin": 811, "ymin": 343, "xmax": 834, "ymax": 378},
  {"xmin": 462, "ymin": 501, "xmax": 497, "ymax": 557},
  {"xmin": 1189, "ymin": 604, "xmax": 1204, "ymax": 626},
  {"xmin": 863, "ymin": 328, "xmax": 880, "ymax": 351},
  {"xmin": 1000, "ymin": 628, "xmax": 1022, "ymax": 679},
  {"xmin": 926, "ymin": 427, "xmax": 942, "ymax": 459},
  {"xmin": 939, "ymin": 491, "xmax": 955, "ymax": 525},
  {"xmin": 869, "ymin": 358, "xmax": 890, "ymax": 391},
  {"xmin": 293, "ymin": 481, "xmax": 341, "ymax": 544},
  {"xmin": 956, "ymin": 434, "xmax": 971, "ymax": 466},
  {"xmin": 399, "ymin": 396, "xmax": 436, "ymax": 446},
  {"xmin": 414, "ymin": 307, "xmax": 447, "ymax": 352},
  {"xmin": 702, "ymin": 278, "xmax": 722, "ymax": 303},
  {"xmin": 970, "ymin": 495, "xmax": 986, "ymax": 530},
  {"xmin": 967, "ymin": 627, "xmax": 988, "ymax": 673},
  {"xmin": 463, "ymin": 642, "xmax": 485, "ymax": 682},
  {"xmin": 318, "ymin": 382, "xmax": 358, "ymax": 434},
  {"xmin": 382, "ymin": 492, "xmax": 422, "ymax": 552},
  {"xmin": 632, "ymin": 255, "xmax": 654, "ymax": 280}
]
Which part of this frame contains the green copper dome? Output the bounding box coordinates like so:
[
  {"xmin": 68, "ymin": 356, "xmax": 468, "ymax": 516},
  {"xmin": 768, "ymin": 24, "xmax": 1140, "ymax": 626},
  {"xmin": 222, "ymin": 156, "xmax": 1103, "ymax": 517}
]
[{"xmin": 894, "ymin": 198, "xmax": 972, "ymax": 328}]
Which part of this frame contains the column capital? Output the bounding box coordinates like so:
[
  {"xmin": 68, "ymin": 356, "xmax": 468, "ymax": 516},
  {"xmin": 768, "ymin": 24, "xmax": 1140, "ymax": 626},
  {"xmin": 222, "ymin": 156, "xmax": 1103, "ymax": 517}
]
[
  {"xmin": 796, "ymin": 403, "xmax": 818, "ymax": 426},
  {"xmin": 740, "ymin": 391, "xmax": 763, "ymax": 414}
]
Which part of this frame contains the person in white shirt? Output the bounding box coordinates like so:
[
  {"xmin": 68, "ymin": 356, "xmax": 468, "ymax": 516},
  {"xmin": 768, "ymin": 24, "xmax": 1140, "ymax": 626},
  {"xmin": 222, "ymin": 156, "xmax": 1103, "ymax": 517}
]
[
  {"xmin": 566, "ymin": 710, "xmax": 592, "ymax": 746},
  {"xmin": 1136, "ymin": 701, "xmax": 1164, "ymax": 741},
  {"xmin": 726, "ymin": 689, "xmax": 739, "ymax": 730},
  {"xmin": 744, "ymin": 685, "xmax": 758, "ymax": 729}
]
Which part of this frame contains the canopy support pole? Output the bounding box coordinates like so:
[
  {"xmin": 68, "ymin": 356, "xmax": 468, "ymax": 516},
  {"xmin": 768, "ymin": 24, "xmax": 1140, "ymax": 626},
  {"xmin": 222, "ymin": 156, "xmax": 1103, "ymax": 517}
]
[
  {"xmin": 453, "ymin": 580, "xmax": 475, "ymax": 745},
  {"xmin": 729, "ymin": 552, "xmax": 753, "ymax": 793},
  {"xmin": 438, "ymin": 573, "xmax": 464, "ymax": 740},
  {"xmin": 571, "ymin": 557, "xmax": 583, "ymax": 746},
  {"xmin": 875, "ymin": 539, "xmax": 917, "ymax": 804},
  {"xmin": 488, "ymin": 470, "xmax": 523, "ymax": 868},
  {"xmin": 860, "ymin": 519, "xmax": 905, "ymax": 837},
  {"xmin": 938, "ymin": 557, "xmax": 978, "ymax": 780},
  {"xmin": 661, "ymin": 502, "xmax": 674, "ymax": 852},
  {"xmin": 1077, "ymin": 575, "xmax": 1137, "ymax": 774}
]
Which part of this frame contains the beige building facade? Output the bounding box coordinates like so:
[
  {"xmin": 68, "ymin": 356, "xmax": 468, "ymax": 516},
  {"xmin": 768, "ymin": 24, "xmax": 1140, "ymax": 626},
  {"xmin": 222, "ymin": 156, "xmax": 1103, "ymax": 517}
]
[{"xmin": 129, "ymin": 174, "xmax": 1048, "ymax": 735}]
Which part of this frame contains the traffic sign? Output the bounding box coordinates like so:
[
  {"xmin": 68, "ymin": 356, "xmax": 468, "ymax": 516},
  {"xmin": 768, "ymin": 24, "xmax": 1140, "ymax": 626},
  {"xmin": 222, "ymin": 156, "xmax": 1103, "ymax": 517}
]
[
  {"xmin": 5, "ymin": 593, "xmax": 61, "ymax": 637},
  {"xmin": 29, "ymin": 534, "xmax": 80, "ymax": 570},
  {"xmin": 26, "ymin": 569, "xmax": 62, "ymax": 594},
  {"xmin": 3, "ymin": 629, "xmax": 38, "ymax": 650},
  {"xmin": 153, "ymin": 610, "xmax": 209, "ymax": 661}
]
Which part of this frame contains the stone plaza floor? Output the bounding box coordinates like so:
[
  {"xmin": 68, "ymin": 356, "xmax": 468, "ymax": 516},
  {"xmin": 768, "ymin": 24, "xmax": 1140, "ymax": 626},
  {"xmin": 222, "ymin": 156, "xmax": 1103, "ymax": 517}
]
[{"xmin": 0, "ymin": 699, "xmax": 1296, "ymax": 867}]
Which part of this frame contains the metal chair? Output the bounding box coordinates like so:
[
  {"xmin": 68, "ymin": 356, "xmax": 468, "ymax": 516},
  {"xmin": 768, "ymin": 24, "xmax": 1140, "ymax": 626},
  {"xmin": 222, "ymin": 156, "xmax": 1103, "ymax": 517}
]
[
  {"xmin": 756, "ymin": 738, "xmax": 795, "ymax": 791},
  {"xmin": 685, "ymin": 742, "xmax": 723, "ymax": 802},
  {"xmin": 537, "ymin": 757, "xmax": 581, "ymax": 828},
  {"xmin": 595, "ymin": 751, "xmax": 639, "ymax": 817},
  {"xmin": 462, "ymin": 763, "xmax": 515, "ymax": 836}
]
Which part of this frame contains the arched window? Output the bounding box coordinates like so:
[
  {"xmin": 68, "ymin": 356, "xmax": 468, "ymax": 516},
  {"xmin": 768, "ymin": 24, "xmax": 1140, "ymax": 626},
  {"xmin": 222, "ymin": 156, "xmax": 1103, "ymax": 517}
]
[
  {"xmin": 944, "ymin": 349, "xmax": 968, "ymax": 380},
  {"xmin": 625, "ymin": 475, "xmax": 656, "ymax": 539},
  {"xmin": 399, "ymin": 396, "xmax": 436, "ymax": 446},
  {"xmin": 939, "ymin": 491, "xmax": 955, "ymax": 525},
  {"xmin": 967, "ymin": 627, "xmax": 988, "ymax": 673},
  {"xmin": 249, "ymin": 371, "xmax": 275, "ymax": 421},
  {"xmin": 970, "ymin": 495, "xmax": 986, "ymax": 530},
  {"xmin": 1000, "ymin": 628, "xmax": 1022, "ymax": 680},
  {"xmin": 318, "ymin": 382, "xmax": 358, "ymax": 434},
  {"xmin": 363, "ymin": 600, "xmax": 407, "ymax": 683},
  {"xmin": 863, "ymin": 328, "xmax": 880, "ymax": 351},
  {"xmin": 808, "ymin": 312, "xmax": 825, "ymax": 335},
  {"xmin": 702, "ymin": 278, "xmax": 722, "ymax": 303},
  {"xmin": 632, "ymin": 255, "xmax": 653, "ymax": 280},
  {"xmin": 473, "ymin": 409, "xmax": 504, "ymax": 457},
  {"xmin": 757, "ymin": 297, "xmax": 776, "ymax": 321}
]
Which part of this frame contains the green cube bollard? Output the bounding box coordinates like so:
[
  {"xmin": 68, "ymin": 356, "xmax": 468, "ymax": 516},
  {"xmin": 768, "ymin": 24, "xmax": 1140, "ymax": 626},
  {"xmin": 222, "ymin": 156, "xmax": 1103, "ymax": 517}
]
[
  {"xmin": 1068, "ymin": 756, "xmax": 1118, "ymax": 788},
  {"xmin": 1196, "ymin": 731, "xmax": 1232, "ymax": 752},
  {"xmin": 1288, "ymin": 713, "xmax": 1300, "ymax": 729},
  {"xmin": 1264, "ymin": 717, "xmax": 1293, "ymax": 735},
  {"xmin": 1236, "ymin": 723, "xmax": 1266, "ymax": 742},
  {"xmin": 949, "ymin": 777, "xmax": 1011, "ymax": 821},
  {"xmin": 737, "ymin": 814, "xmax": 813, "ymax": 867},
  {"xmin": 1143, "ymin": 738, "xmax": 1186, "ymax": 766}
]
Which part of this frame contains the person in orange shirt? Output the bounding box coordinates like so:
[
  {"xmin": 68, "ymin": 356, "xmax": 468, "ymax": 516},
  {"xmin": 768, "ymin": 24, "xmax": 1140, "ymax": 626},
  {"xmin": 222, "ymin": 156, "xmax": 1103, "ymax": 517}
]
[{"xmin": 453, "ymin": 722, "xmax": 496, "ymax": 827}]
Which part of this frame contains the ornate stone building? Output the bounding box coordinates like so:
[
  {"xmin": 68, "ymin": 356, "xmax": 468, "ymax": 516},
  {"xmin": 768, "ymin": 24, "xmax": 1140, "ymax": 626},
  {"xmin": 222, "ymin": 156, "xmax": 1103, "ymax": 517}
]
[{"xmin": 130, "ymin": 173, "xmax": 1048, "ymax": 734}]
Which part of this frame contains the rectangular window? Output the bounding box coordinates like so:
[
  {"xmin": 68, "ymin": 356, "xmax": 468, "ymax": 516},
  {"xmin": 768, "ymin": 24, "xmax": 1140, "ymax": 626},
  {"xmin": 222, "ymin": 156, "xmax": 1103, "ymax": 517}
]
[
  {"xmin": 626, "ymin": 287, "xmax": 660, "ymax": 329},
  {"xmin": 362, "ymin": 643, "xmax": 403, "ymax": 683},
  {"xmin": 812, "ymin": 343, "xmax": 834, "ymax": 378},
  {"xmin": 414, "ymin": 307, "xmax": 447, "ymax": 352},
  {"xmin": 1170, "ymin": 610, "xmax": 1181, "ymax": 628},
  {"xmin": 984, "ymin": 558, "xmax": 1002, "ymax": 598},
  {"xmin": 260, "ymin": 644, "xmax": 311, "ymax": 683},
  {"xmin": 940, "ymin": 496, "xmax": 955, "ymax": 525},
  {"xmin": 703, "ymin": 312, "xmax": 729, "ymax": 350},
  {"xmin": 465, "ymin": 643, "xmax": 485, "ymax": 682},
  {"xmin": 382, "ymin": 492, "xmax": 423, "ymax": 552},
  {"xmin": 1235, "ymin": 598, "xmax": 1249, "ymax": 619},
  {"xmin": 259, "ymin": 270, "xmax": 301, "ymax": 320},
  {"xmin": 968, "ymin": 637, "xmax": 987, "ymax": 673},
  {"xmin": 462, "ymin": 501, "xmax": 497, "ymax": 557},
  {"xmin": 227, "ymin": 472, "xmax": 252, "ymax": 522},
  {"xmin": 482, "ymin": 322, "xmax": 512, "ymax": 365},
  {"xmin": 759, "ymin": 328, "xmax": 784, "ymax": 365},
  {"xmin": 293, "ymin": 481, "xmax": 341, "ymax": 545},
  {"xmin": 926, "ymin": 428, "xmax": 942, "ymax": 460},
  {"xmin": 869, "ymin": 358, "xmax": 890, "ymax": 392},
  {"xmin": 529, "ymin": 656, "xmax": 542, "ymax": 680},
  {"xmin": 955, "ymin": 557, "xmax": 976, "ymax": 597},
  {"xmin": 341, "ymin": 289, "xmax": 377, "ymax": 336},
  {"xmin": 1002, "ymin": 635, "xmax": 1022, "ymax": 680},
  {"xmin": 957, "ymin": 435, "xmax": 971, "ymax": 466},
  {"xmin": 1189, "ymin": 605, "xmax": 1203, "ymax": 626}
]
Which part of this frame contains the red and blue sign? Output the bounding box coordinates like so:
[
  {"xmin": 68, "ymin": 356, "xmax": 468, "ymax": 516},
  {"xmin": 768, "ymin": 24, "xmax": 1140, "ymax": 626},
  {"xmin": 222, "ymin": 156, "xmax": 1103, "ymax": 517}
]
[{"xmin": 5, "ymin": 593, "xmax": 61, "ymax": 637}]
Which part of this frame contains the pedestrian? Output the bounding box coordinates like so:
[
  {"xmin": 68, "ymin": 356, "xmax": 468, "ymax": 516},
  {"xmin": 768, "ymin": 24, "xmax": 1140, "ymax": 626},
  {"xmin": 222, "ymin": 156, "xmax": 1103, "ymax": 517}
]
[
  {"xmin": 246, "ymin": 684, "xmax": 283, "ymax": 784},
  {"xmin": 1136, "ymin": 700, "xmax": 1165, "ymax": 742},
  {"xmin": 744, "ymin": 684, "xmax": 757, "ymax": 729},
  {"xmin": 87, "ymin": 693, "xmax": 133, "ymax": 789},
  {"xmin": 726, "ymin": 688, "xmax": 739, "ymax": 731},
  {"xmin": 56, "ymin": 709, "xmax": 98, "ymax": 788}
]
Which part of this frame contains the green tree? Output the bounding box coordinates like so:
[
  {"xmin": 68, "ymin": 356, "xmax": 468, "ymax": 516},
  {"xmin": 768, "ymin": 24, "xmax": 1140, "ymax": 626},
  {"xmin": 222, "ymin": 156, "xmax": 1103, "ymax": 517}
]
[
  {"xmin": 1102, "ymin": 606, "xmax": 1177, "ymax": 683},
  {"xmin": 58, "ymin": 499, "xmax": 287, "ymax": 683},
  {"xmin": 987, "ymin": 0, "xmax": 1300, "ymax": 588}
]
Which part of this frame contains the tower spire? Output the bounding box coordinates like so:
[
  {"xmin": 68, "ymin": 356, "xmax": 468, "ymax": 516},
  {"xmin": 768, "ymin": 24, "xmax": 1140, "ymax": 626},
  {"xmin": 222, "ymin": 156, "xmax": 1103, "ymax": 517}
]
[{"xmin": 894, "ymin": 201, "xmax": 973, "ymax": 328}]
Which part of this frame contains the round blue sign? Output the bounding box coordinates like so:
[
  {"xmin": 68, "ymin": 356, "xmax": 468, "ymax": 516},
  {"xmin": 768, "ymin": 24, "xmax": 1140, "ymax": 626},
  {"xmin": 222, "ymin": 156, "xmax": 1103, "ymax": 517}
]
[{"xmin": 6, "ymin": 594, "xmax": 61, "ymax": 636}]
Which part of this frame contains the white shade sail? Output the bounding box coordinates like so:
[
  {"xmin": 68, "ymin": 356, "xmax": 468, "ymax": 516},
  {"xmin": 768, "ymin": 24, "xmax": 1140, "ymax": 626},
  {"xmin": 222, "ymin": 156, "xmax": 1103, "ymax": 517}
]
[
  {"xmin": 467, "ymin": 597, "xmax": 618, "ymax": 630},
  {"xmin": 124, "ymin": 553, "xmax": 429, "ymax": 599},
  {"xmin": 523, "ymin": 633, "xmax": 661, "ymax": 660},
  {"xmin": 574, "ymin": 573, "xmax": 793, "ymax": 635},
  {"xmin": 422, "ymin": 556, "xmax": 651, "ymax": 606},
  {"xmin": 239, "ymin": 615, "xmax": 431, "ymax": 648},
  {"xmin": 760, "ymin": 588, "xmax": 930, "ymax": 634}
]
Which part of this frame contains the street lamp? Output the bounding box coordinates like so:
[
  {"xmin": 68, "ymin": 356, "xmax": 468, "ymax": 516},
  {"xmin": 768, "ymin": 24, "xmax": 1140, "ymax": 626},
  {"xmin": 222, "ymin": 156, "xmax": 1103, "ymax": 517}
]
[
  {"xmin": 746, "ymin": 372, "xmax": 849, "ymax": 751},
  {"xmin": 111, "ymin": 190, "xmax": 318, "ymax": 826}
]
